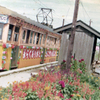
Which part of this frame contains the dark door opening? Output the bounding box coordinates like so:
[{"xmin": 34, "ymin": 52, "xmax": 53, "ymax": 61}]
[
  {"xmin": 11, "ymin": 46, "xmax": 19, "ymax": 69},
  {"xmin": 91, "ymin": 36, "xmax": 97, "ymax": 64}
]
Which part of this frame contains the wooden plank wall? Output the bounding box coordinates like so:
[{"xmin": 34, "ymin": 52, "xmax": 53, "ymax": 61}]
[
  {"xmin": 58, "ymin": 32, "xmax": 68, "ymax": 64},
  {"xmin": 59, "ymin": 30, "xmax": 95, "ymax": 71},
  {"xmin": 73, "ymin": 31, "xmax": 95, "ymax": 71}
]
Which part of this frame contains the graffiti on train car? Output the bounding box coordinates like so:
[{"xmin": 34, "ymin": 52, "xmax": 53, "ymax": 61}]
[
  {"xmin": 23, "ymin": 49, "xmax": 41, "ymax": 59},
  {"xmin": 45, "ymin": 50, "xmax": 56, "ymax": 57}
]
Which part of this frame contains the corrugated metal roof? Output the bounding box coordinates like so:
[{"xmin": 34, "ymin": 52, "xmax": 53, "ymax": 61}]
[{"xmin": 0, "ymin": 5, "xmax": 59, "ymax": 35}]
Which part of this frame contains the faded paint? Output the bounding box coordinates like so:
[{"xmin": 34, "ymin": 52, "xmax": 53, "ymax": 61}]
[
  {"xmin": 4, "ymin": 47, "xmax": 12, "ymax": 70},
  {"xmin": 0, "ymin": 46, "xmax": 3, "ymax": 69},
  {"xmin": 18, "ymin": 49, "xmax": 41, "ymax": 68}
]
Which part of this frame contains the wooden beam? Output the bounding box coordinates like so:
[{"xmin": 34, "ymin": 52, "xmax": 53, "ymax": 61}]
[
  {"xmin": 35, "ymin": 33, "xmax": 37, "ymax": 45},
  {"xmin": 11, "ymin": 25, "xmax": 15, "ymax": 42},
  {"xmin": 24, "ymin": 30, "xmax": 27, "ymax": 44},
  {"xmin": 32, "ymin": 31, "xmax": 35, "ymax": 44},
  {"xmin": 18, "ymin": 25, "xmax": 22, "ymax": 45}
]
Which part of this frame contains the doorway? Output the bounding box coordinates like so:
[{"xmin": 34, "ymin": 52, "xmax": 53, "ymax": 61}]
[{"xmin": 11, "ymin": 46, "xmax": 19, "ymax": 69}]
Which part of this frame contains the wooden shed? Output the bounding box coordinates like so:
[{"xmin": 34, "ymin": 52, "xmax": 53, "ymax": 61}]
[{"xmin": 54, "ymin": 20, "xmax": 100, "ymax": 71}]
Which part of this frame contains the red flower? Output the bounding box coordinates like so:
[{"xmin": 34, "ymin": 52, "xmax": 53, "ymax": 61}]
[
  {"xmin": 44, "ymin": 59, "xmax": 45, "ymax": 61},
  {"xmin": 2, "ymin": 67, "xmax": 5, "ymax": 70},
  {"xmin": 3, "ymin": 43, "xmax": 6, "ymax": 48},
  {"xmin": 5, "ymin": 51, "xmax": 7, "ymax": 54},
  {"xmin": 79, "ymin": 60, "xmax": 81, "ymax": 63},
  {"xmin": 17, "ymin": 62, "xmax": 19, "ymax": 64},
  {"xmin": 99, "ymin": 87, "xmax": 100, "ymax": 90},
  {"xmin": 63, "ymin": 60, "xmax": 66, "ymax": 62},
  {"xmin": 70, "ymin": 94, "xmax": 74, "ymax": 97},
  {"xmin": 58, "ymin": 92, "xmax": 64, "ymax": 98},
  {"xmin": 2, "ymin": 61, "xmax": 4, "ymax": 64},
  {"xmin": 9, "ymin": 95, "xmax": 12, "ymax": 100},
  {"xmin": 71, "ymin": 56, "xmax": 74, "ymax": 58},
  {"xmin": 59, "ymin": 81, "xmax": 65, "ymax": 88},
  {"xmin": 81, "ymin": 59, "xmax": 84, "ymax": 61},
  {"xmin": 19, "ymin": 45, "xmax": 23, "ymax": 49},
  {"xmin": 11, "ymin": 45, "xmax": 15, "ymax": 49}
]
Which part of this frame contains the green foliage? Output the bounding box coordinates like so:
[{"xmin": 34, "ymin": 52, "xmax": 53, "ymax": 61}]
[{"xmin": 0, "ymin": 59, "xmax": 100, "ymax": 100}]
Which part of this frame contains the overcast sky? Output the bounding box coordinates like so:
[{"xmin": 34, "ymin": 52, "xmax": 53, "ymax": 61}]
[{"xmin": 0, "ymin": 0, "xmax": 100, "ymax": 32}]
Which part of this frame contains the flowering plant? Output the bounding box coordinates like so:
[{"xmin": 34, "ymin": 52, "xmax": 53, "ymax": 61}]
[{"xmin": 0, "ymin": 59, "xmax": 100, "ymax": 100}]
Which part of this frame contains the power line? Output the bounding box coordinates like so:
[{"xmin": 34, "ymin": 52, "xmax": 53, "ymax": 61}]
[
  {"xmin": 37, "ymin": 0, "xmax": 48, "ymax": 8},
  {"xmin": 80, "ymin": 0, "xmax": 91, "ymax": 19}
]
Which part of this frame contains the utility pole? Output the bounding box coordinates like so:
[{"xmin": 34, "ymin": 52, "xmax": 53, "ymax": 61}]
[{"xmin": 66, "ymin": 0, "xmax": 80, "ymax": 70}]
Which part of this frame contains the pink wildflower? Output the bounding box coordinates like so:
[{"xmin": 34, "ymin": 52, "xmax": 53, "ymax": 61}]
[
  {"xmin": 58, "ymin": 92, "xmax": 64, "ymax": 98},
  {"xmin": 81, "ymin": 59, "xmax": 84, "ymax": 61},
  {"xmin": 9, "ymin": 95, "xmax": 12, "ymax": 100},
  {"xmin": 59, "ymin": 81, "xmax": 65, "ymax": 88},
  {"xmin": 79, "ymin": 70, "xmax": 82, "ymax": 74},
  {"xmin": 71, "ymin": 56, "xmax": 74, "ymax": 58},
  {"xmin": 70, "ymin": 94, "xmax": 74, "ymax": 97},
  {"xmin": 63, "ymin": 60, "xmax": 66, "ymax": 62}
]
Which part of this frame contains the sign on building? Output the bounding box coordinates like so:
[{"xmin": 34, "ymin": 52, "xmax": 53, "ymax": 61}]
[{"xmin": 0, "ymin": 14, "xmax": 8, "ymax": 24}]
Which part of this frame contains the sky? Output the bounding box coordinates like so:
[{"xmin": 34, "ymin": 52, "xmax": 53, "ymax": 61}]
[{"xmin": 0, "ymin": 0, "xmax": 100, "ymax": 32}]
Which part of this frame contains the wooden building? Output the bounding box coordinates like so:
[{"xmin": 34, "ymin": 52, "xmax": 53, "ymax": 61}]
[
  {"xmin": 0, "ymin": 6, "xmax": 61, "ymax": 70},
  {"xmin": 54, "ymin": 20, "xmax": 100, "ymax": 71}
]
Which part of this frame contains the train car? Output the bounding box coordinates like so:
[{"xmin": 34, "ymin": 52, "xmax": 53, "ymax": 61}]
[{"xmin": 0, "ymin": 6, "xmax": 61, "ymax": 71}]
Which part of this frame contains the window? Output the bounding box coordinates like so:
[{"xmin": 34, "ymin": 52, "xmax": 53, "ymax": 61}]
[
  {"xmin": 39, "ymin": 34, "xmax": 42, "ymax": 45},
  {"xmin": 26, "ymin": 30, "xmax": 30, "ymax": 43},
  {"xmin": 15, "ymin": 27, "xmax": 19, "ymax": 33},
  {"xmin": 14, "ymin": 33, "xmax": 19, "ymax": 41},
  {"xmin": 54, "ymin": 38, "xmax": 57, "ymax": 44},
  {"xmin": 36, "ymin": 33, "xmax": 40, "ymax": 44},
  {"xmin": 14, "ymin": 26, "xmax": 19, "ymax": 42},
  {"xmin": 22, "ymin": 30, "xmax": 26, "ymax": 43},
  {"xmin": 0, "ymin": 24, "xmax": 4, "ymax": 40},
  {"xmin": 30, "ymin": 31, "xmax": 33, "ymax": 43},
  {"xmin": 43, "ymin": 34, "xmax": 46, "ymax": 44},
  {"xmin": 33, "ymin": 33, "xmax": 36, "ymax": 44},
  {"xmin": 7, "ymin": 24, "xmax": 13, "ymax": 41},
  {"xmin": 22, "ymin": 30, "xmax": 25, "ymax": 39}
]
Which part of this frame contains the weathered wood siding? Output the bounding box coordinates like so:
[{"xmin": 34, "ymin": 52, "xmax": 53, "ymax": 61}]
[
  {"xmin": 73, "ymin": 31, "xmax": 94, "ymax": 71},
  {"xmin": 59, "ymin": 30, "xmax": 95, "ymax": 71},
  {"xmin": 58, "ymin": 32, "xmax": 69, "ymax": 64}
]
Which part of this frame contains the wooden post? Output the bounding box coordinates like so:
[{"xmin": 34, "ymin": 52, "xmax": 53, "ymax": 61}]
[
  {"xmin": 18, "ymin": 26, "xmax": 22, "ymax": 45},
  {"xmin": 66, "ymin": 0, "xmax": 80, "ymax": 70},
  {"xmin": 11, "ymin": 25, "xmax": 15, "ymax": 42}
]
